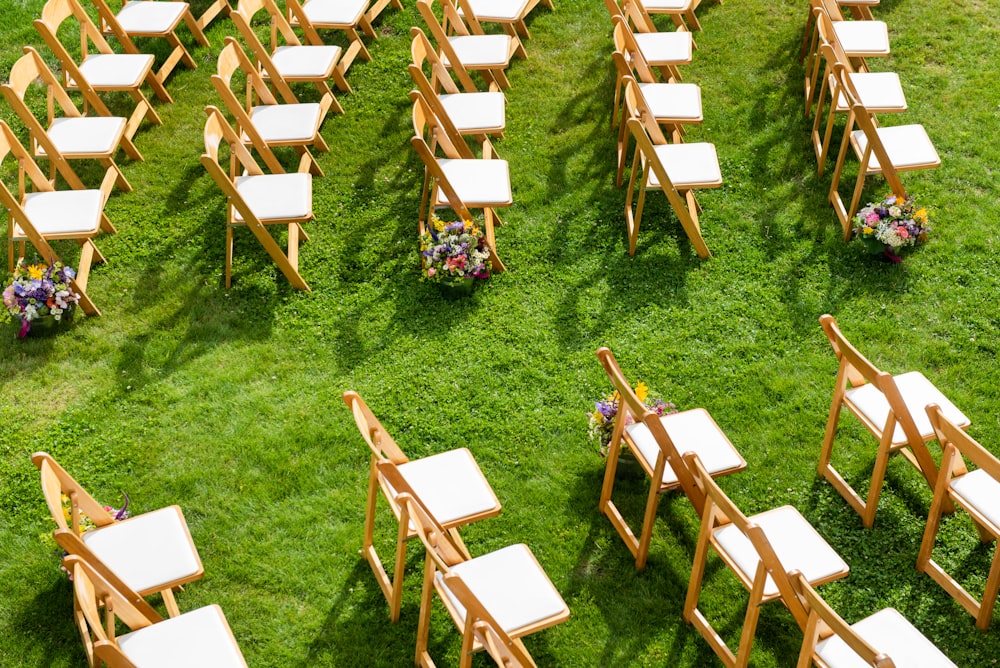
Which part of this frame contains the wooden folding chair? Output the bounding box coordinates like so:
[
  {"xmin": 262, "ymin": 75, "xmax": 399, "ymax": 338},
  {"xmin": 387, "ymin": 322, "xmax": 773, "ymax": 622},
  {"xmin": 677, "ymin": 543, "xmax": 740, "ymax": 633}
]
[
  {"xmin": 809, "ymin": 10, "xmax": 905, "ymax": 176},
  {"xmin": 632, "ymin": 0, "xmax": 696, "ymax": 33},
  {"xmin": 595, "ymin": 347, "xmax": 746, "ymax": 570},
  {"xmin": 341, "ymin": 391, "xmax": 502, "ymax": 623},
  {"xmin": 231, "ymin": 0, "xmax": 350, "ymax": 108},
  {"xmin": 2, "ymin": 46, "xmax": 141, "ymax": 195},
  {"xmin": 453, "ymin": 0, "xmax": 544, "ymax": 47},
  {"xmin": 389, "ymin": 480, "xmax": 568, "ymax": 668},
  {"xmin": 211, "ymin": 37, "xmax": 330, "ymax": 176},
  {"xmin": 827, "ymin": 75, "xmax": 939, "ymax": 239},
  {"xmin": 200, "ymin": 106, "xmax": 313, "ymax": 290},
  {"xmin": 918, "ymin": 404, "xmax": 1000, "ymax": 631},
  {"xmin": 36, "ymin": 0, "xmax": 171, "ymax": 117},
  {"xmin": 1, "ymin": 122, "xmax": 111, "ymax": 315},
  {"xmin": 67, "ymin": 556, "xmax": 247, "ymax": 668},
  {"xmin": 285, "ymin": 0, "xmax": 376, "ymax": 74},
  {"xmin": 683, "ymin": 453, "xmax": 850, "ymax": 668},
  {"xmin": 790, "ymin": 572, "xmax": 956, "ymax": 667},
  {"xmin": 411, "ymin": 95, "xmax": 510, "ymax": 272},
  {"xmin": 623, "ymin": 114, "xmax": 720, "ymax": 258},
  {"xmin": 607, "ymin": 11, "xmax": 692, "ymax": 84},
  {"xmin": 818, "ymin": 314, "xmax": 970, "ymax": 528},
  {"xmin": 90, "ymin": 0, "xmax": 211, "ymax": 88},
  {"xmin": 416, "ymin": 0, "xmax": 522, "ymax": 92}
]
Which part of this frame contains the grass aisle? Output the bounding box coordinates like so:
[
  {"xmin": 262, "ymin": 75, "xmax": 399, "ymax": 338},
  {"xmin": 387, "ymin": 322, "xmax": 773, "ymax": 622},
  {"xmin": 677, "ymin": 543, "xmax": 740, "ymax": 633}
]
[{"xmin": 2, "ymin": 0, "xmax": 1000, "ymax": 665}]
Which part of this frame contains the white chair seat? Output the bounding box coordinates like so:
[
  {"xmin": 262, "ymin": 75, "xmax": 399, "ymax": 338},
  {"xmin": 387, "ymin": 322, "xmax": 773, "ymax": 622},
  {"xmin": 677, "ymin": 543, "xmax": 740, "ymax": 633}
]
[
  {"xmin": 649, "ymin": 142, "xmax": 722, "ymax": 188},
  {"xmin": 116, "ymin": 1, "xmax": 188, "ymax": 33},
  {"xmin": 845, "ymin": 371, "xmax": 966, "ymax": 444},
  {"xmin": 626, "ymin": 408, "xmax": 743, "ymax": 486},
  {"xmin": 443, "ymin": 544, "xmax": 569, "ymax": 634},
  {"xmin": 117, "ymin": 604, "xmax": 247, "ymax": 668},
  {"xmin": 43, "ymin": 117, "xmax": 126, "ymax": 156},
  {"xmin": 394, "ymin": 448, "xmax": 499, "ymax": 526},
  {"xmin": 81, "ymin": 506, "xmax": 202, "ymax": 594},
  {"xmin": 246, "ymin": 103, "xmax": 324, "ymax": 143},
  {"xmin": 75, "ymin": 53, "xmax": 155, "ymax": 88},
  {"xmin": 464, "ymin": 0, "xmax": 530, "ymax": 21},
  {"xmin": 831, "ymin": 72, "xmax": 906, "ymax": 112},
  {"xmin": 832, "ymin": 20, "xmax": 890, "ymax": 56},
  {"xmin": 714, "ymin": 505, "xmax": 849, "ymax": 598},
  {"xmin": 233, "ymin": 173, "xmax": 312, "ymax": 222},
  {"xmin": 640, "ymin": 0, "xmax": 691, "ymax": 11},
  {"xmin": 301, "ymin": 0, "xmax": 368, "ymax": 25},
  {"xmin": 443, "ymin": 35, "xmax": 513, "ymax": 68},
  {"xmin": 814, "ymin": 607, "xmax": 956, "ymax": 668},
  {"xmin": 638, "ymin": 82, "xmax": 703, "ymax": 122},
  {"xmin": 951, "ymin": 468, "xmax": 1000, "ymax": 529},
  {"xmin": 435, "ymin": 158, "xmax": 512, "ymax": 207},
  {"xmin": 20, "ymin": 190, "xmax": 104, "ymax": 237},
  {"xmin": 270, "ymin": 45, "xmax": 340, "ymax": 79},
  {"xmin": 850, "ymin": 125, "xmax": 940, "ymax": 172},
  {"xmin": 440, "ymin": 92, "xmax": 505, "ymax": 133},
  {"xmin": 633, "ymin": 31, "xmax": 693, "ymax": 66}
]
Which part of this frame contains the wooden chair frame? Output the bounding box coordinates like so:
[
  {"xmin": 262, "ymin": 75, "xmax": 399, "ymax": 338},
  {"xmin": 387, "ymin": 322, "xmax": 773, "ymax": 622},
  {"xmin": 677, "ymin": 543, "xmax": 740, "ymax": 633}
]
[
  {"xmin": 1, "ymin": 122, "xmax": 111, "ymax": 315},
  {"xmin": 36, "ymin": 0, "xmax": 171, "ymax": 117},
  {"xmin": 90, "ymin": 0, "xmax": 211, "ymax": 87},
  {"xmin": 2, "ymin": 46, "xmax": 140, "ymax": 194},
  {"xmin": 200, "ymin": 106, "xmax": 313, "ymax": 290},
  {"xmin": 595, "ymin": 347, "xmax": 745, "ymax": 569},
  {"xmin": 608, "ymin": 12, "xmax": 687, "ymax": 84},
  {"xmin": 818, "ymin": 314, "xmax": 967, "ymax": 527},
  {"xmin": 802, "ymin": 0, "xmax": 884, "ymax": 110},
  {"xmin": 341, "ymin": 391, "xmax": 501, "ymax": 622},
  {"xmin": 683, "ymin": 453, "xmax": 850, "ymax": 668},
  {"xmin": 918, "ymin": 404, "xmax": 1000, "ymax": 631}
]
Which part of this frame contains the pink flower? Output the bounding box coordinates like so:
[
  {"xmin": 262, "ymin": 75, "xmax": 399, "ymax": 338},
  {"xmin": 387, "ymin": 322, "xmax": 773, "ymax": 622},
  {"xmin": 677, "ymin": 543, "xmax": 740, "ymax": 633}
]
[{"xmin": 427, "ymin": 267, "xmax": 436, "ymax": 276}]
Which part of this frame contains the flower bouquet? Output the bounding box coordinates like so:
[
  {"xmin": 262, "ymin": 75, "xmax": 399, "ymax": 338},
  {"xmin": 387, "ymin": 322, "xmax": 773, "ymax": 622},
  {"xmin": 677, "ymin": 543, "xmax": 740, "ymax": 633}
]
[
  {"xmin": 3, "ymin": 260, "xmax": 80, "ymax": 338},
  {"xmin": 420, "ymin": 216, "xmax": 491, "ymax": 296},
  {"xmin": 852, "ymin": 195, "xmax": 930, "ymax": 262},
  {"xmin": 588, "ymin": 383, "xmax": 676, "ymax": 457}
]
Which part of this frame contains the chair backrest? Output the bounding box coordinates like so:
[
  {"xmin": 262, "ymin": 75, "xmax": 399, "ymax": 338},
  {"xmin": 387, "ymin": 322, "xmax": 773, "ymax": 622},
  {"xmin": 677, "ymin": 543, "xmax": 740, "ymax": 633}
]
[
  {"xmin": 927, "ymin": 404, "xmax": 1000, "ymax": 499},
  {"xmin": 410, "ymin": 27, "xmax": 463, "ymax": 95},
  {"xmin": 789, "ymin": 571, "xmax": 896, "ymax": 667},
  {"xmin": 611, "ymin": 16, "xmax": 676, "ymax": 84},
  {"xmin": 392, "ymin": 484, "xmax": 467, "ymax": 575},
  {"xmin": 683, "ymin": 452, "xmax": 812, "ymax": 627},
  {"xmin": 31, "ymin": 451, "xmax": 115, "ymax": 535},
  {"xmin": 200, "ymin": 103, "xmax": 267, "ymax": 199},
  {"xmin": 231, "ymin": 0, "xmax": 307, "ymax": 104},
  {"xmin": 410, "ymin": 89, "xmax": 475, "ymax": 159},
  {"xmin": 416, "ymin": 0, "xmax": 482, "ymax": 93},
  {"xmin": 341, "ymin": 391, "xmax": 409, "ymax": 465}
]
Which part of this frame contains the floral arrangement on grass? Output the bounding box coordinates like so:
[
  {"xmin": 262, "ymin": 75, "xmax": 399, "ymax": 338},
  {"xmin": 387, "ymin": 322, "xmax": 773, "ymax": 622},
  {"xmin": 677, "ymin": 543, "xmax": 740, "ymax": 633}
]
[
  {"xmin": 419, "ymin": 216, "xmax": 491, "ymax": 284},
  {"xmin": 3, "ymin": 260, "xmax": 80, "ymax": 338},
  {"xmin": 853, "ymin": 195, "xmax": 930, "ymax": 262},
  {"xmin": 588, "ymin": 383, "xmax": 677, "ymax": 457}
]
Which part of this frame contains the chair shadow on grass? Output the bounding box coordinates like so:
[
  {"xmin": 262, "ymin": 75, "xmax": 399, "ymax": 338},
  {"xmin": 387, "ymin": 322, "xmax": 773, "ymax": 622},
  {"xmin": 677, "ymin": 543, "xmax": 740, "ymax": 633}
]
[{"xmin": 8, "ymin": 576, "xmax": 86, "ymax": 666}]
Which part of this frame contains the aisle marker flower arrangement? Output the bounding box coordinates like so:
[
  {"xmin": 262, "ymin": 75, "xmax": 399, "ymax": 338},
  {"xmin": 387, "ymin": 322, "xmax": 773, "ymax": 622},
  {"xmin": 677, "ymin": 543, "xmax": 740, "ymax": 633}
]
[
  {"xmin": 589, "ymin": 382, "xmax": 677, "ymax": 457},
  {"xmin": 3, "ymin": 260, "xmax": 80, "ymax": 337},
  {"xmin": 419, "ymin": 216, "xmax": 491, "ymax": 283},
  {"xmin": 852, "ymin": 195, "xmax": 930, "ymax": 262}
]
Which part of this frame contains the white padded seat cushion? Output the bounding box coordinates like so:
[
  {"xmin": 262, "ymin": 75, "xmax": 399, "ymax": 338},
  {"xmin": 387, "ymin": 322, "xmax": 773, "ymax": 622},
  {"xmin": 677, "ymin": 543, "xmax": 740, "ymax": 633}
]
[
  {"xmin": 443, "ymin": 544, "xmax": 568, "ymax": 633},
  {"xmin": 464, "ymin": 0, "xmax": 531, "ymax": 21},
  {"xmin": 21, "ymin": 190, "xmax": 103, "ymax": 237},
  {"xmin": 233, "ymin": 173, "xmax": 312, "ymax": 222},
  {"xmin": 834, "ymin": 72, "xmax": 906, "ymax": 112},
  {"xmin": 844, "ymin": 371, "xmax": 967, "ymax": 444},
  {"xmin": 641, "ymin": 0, "xmax": 691, "ymax": 10},
  {"xmin": 633, "ymin": 31, "xmax": 693, "ymax": 65},
  {"xmin": 850, "ymin": 124, "xmax": 940, "ymax": 172},
  {"xmin": 443, "ymin": 35, "xmax": 513, "ymax": 68},
  {"xmin": 626, "ymin": 408, "xmax": 743, "ymax": 486},
  {"xmin": 832, "ymin": 20, "xmax": 890, "ymax": 56},
  {"xmin": 75, "ymin": 54, "xmax": 155, "ymax": 88},
  {"xmin": 713, "ymin": 505, "xmax": 849, "ymax": 598},
  {"xmin": 116, "ymin": 1, "xmax": 188, "ymax": 33},
  {"xmin": 394, "ymin": 448, "xmax": 499, "ymax": 526},
  {"xmin": 301, "ymin": 0, "xmax": 367, "ymax": 25},
  {"xmin": 435, "ymin": 158, "xmax": 512, "ymax": 207},
  {"xmin": 814, "ymin": 608, "xmax": 956, "ymax": 668},
  {"xmin": 440, "ymin": 92, "xmax": 506, "ymax": 133},
  {"xmin": 43, "ymin": 117, "xmax": 126, "ymax": 156},
  {"xmin": 247, "ymin": 103, "xmax": 324, "ymax": 143},
  {"xmin": 81, "ymin": 506, "xmax": 202, "ymax": 593},
  {"xmin": 951, "ymin": 468, "xmax": 1000, "ymax": 530},
  {"xmin": 638, "ymin": 82, "xmax": 703, "ymax": 121},
  {"xmin": 270, "ymin": 45, "xmax": 340, "ymax": 79},
  {"xmin": 117, "ymin": 605, "xmax": 247, "ymax": 668},
  {"xmin": 649, "ymin": 142, "xmax": 722, "ymax": 188}
]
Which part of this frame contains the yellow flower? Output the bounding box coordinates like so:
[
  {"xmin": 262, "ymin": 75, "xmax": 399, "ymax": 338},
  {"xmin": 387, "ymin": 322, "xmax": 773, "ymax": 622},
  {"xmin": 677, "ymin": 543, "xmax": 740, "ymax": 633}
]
[
  {"xmin": 28, "ymin": 264, "xmax": 44, "ymax": 280},
  {"xmin": 634, "ymin": 382, "xmax": 648, "ymax": 403},
  {"xmin": 914, "ymin": 208, "xmax": 928, "ymax": 224}
]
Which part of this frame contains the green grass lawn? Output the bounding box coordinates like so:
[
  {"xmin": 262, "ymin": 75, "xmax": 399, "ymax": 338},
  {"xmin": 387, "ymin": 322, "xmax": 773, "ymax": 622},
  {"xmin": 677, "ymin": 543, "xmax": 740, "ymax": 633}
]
[{"xmin": 2, "ymin": 0, "xmax": 1000, "ymax": 665}]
